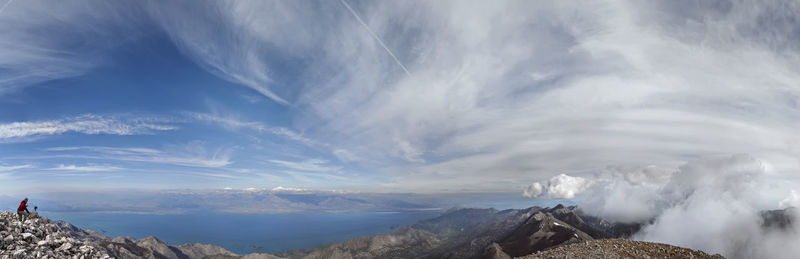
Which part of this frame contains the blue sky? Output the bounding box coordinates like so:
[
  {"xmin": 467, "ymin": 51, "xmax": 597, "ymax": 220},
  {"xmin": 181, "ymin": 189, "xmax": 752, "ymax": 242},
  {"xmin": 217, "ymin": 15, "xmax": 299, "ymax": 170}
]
[{"xmin": 1, "ymin": 0, "xmax": 799, "ymax": 197}]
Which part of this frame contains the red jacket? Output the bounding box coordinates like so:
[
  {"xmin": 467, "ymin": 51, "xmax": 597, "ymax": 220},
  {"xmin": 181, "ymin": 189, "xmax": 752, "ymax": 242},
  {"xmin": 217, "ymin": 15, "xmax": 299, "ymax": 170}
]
[{"xmin": 17, "ymin": 200, "xmax": 28, "ymax": 212}]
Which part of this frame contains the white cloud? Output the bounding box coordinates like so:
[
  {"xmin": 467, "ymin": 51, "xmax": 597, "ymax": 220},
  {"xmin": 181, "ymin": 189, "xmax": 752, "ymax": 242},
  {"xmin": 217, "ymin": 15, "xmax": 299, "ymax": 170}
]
[
  {"xmin": 545, "ymin": 154, "xmax": 800, "ymax": 258},
  {"xmin": 266, "ymin": 0, "xmax": 799, "ymax": 190},
  {"xmin": 269, "ymin": 127, "xmax": 316, "ymax": 147},
  {"xmin": 147, "ymin": 1, "xmax": 300, "ymax": 104},
  {"xmin": 0, "ymin": 114, "xmax": 176, "ymax": 142},
  {"xmin": 268, "ymin": 159, "xmax": 341, "ymax": 173},
  {"xmin": 188, "ymin": 112, "xmax": 317, "ymax": 147},
  {"xmin": 271, "ymin": 186, "xmax": 308, "ymax": 193},
  {"xmin": 779, "ymin": 190, "xmax": 800, "ymax": 209},
  {"xmin": 187, "ymin": 112, "xmax": 266, "ymax": 132},
  {"xmin": 546, "ymin": 174, "xmax": 594, "ymax": 199},
  {"xmin": 50, "ymin": 164, "xmax": 122, "ymax": 172},
  {"xmin": 0, "ymin": 1, "xmax": 142, "ymax": 95},
  {"xmin": 0, "ymin": 164, "xmax": 33, "ymax": 171},
  {"xmin": 524, "ymin": 174, "xmax": 594, "ymax": 199},
  {"xmin": 332, "ymin": 149, "xmax": 360, "ymax": 162},
  {"xmin": 42, "ymin": 144, "xmax": 232, "ymax": 168},
  {"xmin": 522, "ymin": 182, "xmax": 543, "ymax": 198}
]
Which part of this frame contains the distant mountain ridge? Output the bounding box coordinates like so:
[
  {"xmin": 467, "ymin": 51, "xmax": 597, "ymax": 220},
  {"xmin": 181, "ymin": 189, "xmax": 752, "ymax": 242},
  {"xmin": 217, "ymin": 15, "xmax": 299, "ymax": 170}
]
[
  {"xmin": 20, "ymin": 190, "xmax": 461, "ymax": 214},
  {"xmin": 2, "ymin": 205, "xmax": 638, "ymax": 258},
  {"xmin": 280, "ymin": 204, "xmax": 645, "ymax": 258},
  {"xmin": 5, "ymin": 204, "xmax": 763, "ymax": 258}
]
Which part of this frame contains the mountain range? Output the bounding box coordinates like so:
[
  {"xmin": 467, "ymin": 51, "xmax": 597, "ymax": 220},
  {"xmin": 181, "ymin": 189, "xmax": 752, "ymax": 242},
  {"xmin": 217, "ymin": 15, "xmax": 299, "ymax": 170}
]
[
  {"xmin": 278, "ymin": 204, "xmax": 643, "ymax": 258},
  {"xmin": 6, "ymin": 203, "xmax": 774, "ymax": 258}
]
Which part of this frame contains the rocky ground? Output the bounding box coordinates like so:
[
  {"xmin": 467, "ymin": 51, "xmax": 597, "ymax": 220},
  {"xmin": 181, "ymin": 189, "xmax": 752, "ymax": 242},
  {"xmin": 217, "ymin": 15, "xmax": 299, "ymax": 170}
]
[
  {"xmin": 0, "ymin": 211, "xmax": 110, "ymax": 259},
  {"xmin": 518, "ymin": 239, "xmax": 725, "ymax": 259},
  {"xmin": 0, "ymin": 211, "xmax": 281, "ymax": 259}
]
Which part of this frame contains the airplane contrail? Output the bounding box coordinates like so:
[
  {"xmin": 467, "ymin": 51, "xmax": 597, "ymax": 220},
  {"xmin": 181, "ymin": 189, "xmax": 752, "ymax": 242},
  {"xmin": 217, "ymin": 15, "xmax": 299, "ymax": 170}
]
[
  {"xmin": 0, "ymin": 0, "xmax": 14, "ymax": 15},
  {"xmin": 339, "ymin": 0, "xmax": 411, "ymax": 76}
]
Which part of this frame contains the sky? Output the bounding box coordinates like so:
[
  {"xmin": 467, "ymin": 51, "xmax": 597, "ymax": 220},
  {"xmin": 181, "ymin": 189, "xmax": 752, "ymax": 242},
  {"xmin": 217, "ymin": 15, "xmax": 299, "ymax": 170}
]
[{"xmin": 1, "ymin": 0, "xmax": 799, "ymax": 195}]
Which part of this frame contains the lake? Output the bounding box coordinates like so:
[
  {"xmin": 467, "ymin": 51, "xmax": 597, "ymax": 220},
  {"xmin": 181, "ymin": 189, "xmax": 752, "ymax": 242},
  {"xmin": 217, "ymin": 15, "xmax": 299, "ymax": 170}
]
[{"xmin": 42, "ymin": 211, "xmax": 443, "ymax": 254}]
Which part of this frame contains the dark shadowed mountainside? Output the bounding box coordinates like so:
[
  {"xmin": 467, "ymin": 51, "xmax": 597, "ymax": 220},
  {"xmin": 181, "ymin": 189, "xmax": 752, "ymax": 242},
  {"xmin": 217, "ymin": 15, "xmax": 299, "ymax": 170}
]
[{"xmin": 279, "ymin": 205, "xmax": 645, "ymax": 259}]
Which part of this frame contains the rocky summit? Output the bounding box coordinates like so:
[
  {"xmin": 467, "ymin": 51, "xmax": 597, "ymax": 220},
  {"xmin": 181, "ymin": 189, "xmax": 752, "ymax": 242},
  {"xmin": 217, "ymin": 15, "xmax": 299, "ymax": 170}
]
[
  {"xmin": 0, "ymin": 211, "xmax": 279, "ymax": 259},
  {"xmin": 519, "ymin": 239, "xmax": 725, "ymax": 259},
  {"xmin": 0, "ymin": 211, "xmax": 110, "ymax": 259}
]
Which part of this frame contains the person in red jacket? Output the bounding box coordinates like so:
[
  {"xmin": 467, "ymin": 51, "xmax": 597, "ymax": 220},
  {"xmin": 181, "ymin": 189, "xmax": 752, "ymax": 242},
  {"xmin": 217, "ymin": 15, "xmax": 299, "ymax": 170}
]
[{"xmin": 17, "ymin": 197, "xmax": 30, "ymax": 222}]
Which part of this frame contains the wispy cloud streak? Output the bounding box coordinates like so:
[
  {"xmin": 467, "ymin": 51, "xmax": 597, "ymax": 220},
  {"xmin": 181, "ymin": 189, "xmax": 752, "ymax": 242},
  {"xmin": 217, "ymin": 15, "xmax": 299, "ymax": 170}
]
[
  {"xmin": 0, "ymin": 164, "xmax": 32, "ymax": 171},
  {"xmin": 43, "ymin": 145, "xmax": 232, "ymax": 168},
  {"xmin": 187, "ymin": 112, "xmax": 316, "ymax": 147},
  {"xmin": 269, "ymin": 159, "xmax": 341, "ymax": 173},
  {"xmin": 339, "ymin": 0, "xmax": 410, "ymax": 76},
  {"xmin": 49, "ymin": 164, "xmax": 122, "ymax": 172},
  {"xmin": 0, "ymin": 0, "xmax": 13, "ymax": 15},
  {"xmin": 0, "ymin": 115, "xmax": 176, "ymax": 142}
]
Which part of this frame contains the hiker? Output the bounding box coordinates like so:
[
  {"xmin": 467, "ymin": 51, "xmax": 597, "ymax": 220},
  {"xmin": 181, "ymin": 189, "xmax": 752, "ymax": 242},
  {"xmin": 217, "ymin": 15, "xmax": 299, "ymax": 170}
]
[{"xmin": 17, "ymin": 197, "xmax": 30, "ymax": 222}]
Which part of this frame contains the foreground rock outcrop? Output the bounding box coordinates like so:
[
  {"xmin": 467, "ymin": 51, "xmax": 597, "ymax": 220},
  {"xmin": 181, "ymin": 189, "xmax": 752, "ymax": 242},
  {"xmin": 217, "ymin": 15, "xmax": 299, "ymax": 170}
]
[
  {"xmin": 0, "ymin": 211, "xmax": 110, "ymax": 258},
  {"xmin": 519, "ymin": 239, "xmax": 725, "ymax": 259},
  {"xmin": 0, "ymin": 211, "xmax": 280, "ymax": 259}
]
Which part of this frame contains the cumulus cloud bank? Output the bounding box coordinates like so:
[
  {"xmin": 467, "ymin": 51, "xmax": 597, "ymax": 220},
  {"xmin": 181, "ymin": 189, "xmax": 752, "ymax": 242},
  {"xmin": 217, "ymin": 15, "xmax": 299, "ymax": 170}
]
[
  {"xmin": 524, "ymin": 174, "xmax": 593, "ymax": 199},
  {"xmin": 779, "ymin": 190, "xmax": 800, "ymax": 209},
  {"xmin": 629, "ymin": 155, "xmax": 800, "ymax": 259},
  {"xmin": 525, "ymin": 155, "xmax": 800, "ymax": 258}
]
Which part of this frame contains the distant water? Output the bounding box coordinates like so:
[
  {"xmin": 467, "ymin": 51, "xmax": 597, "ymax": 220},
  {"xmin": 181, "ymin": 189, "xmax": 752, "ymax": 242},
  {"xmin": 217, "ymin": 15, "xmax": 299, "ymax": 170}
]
[{"xmin": 42, "ymin": 211, "xmax": 442, "ymax": 254}]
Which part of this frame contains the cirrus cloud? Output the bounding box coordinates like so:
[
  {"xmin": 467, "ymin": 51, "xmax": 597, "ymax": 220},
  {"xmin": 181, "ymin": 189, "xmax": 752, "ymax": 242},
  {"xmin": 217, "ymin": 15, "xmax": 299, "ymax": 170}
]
[{"xmin": 0, "ymin": 114, "xmax": 177, "ymax": 142}]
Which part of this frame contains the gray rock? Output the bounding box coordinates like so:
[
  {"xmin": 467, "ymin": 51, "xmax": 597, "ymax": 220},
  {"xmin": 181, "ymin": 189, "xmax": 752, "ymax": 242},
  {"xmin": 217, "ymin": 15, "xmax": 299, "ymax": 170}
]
[
  {"xmin": 0, "ymin": 210, "xmax": 280, "ymax": 259},
  {"xmin": 57, "ymin": 242, "xmax": 74, "ymax": 251}
]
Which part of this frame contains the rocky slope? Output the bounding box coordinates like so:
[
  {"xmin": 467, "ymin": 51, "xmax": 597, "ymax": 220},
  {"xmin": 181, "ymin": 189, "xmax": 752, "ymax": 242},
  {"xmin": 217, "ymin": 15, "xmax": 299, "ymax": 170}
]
[
  {"xmin": 0, "ymin": 211, "xmax": 279, "ymax": 259},
  {"xmin": 494, "ymin": 209, "xmax": 594, "ymax": 257},
  {"xmin": 518, "ymin": 239, "xmax": 725, "ymax": 259},
  {"xmin": 0, "ymin": 211, "xmax": 110, "ymax": 258}
]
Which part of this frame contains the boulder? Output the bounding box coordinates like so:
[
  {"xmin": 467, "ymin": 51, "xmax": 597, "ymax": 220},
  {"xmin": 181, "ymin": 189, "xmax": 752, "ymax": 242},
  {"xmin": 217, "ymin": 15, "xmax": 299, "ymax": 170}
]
[{"xmin": 57, "ymin": 242, "xmax": 74, "ymax": 251}]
